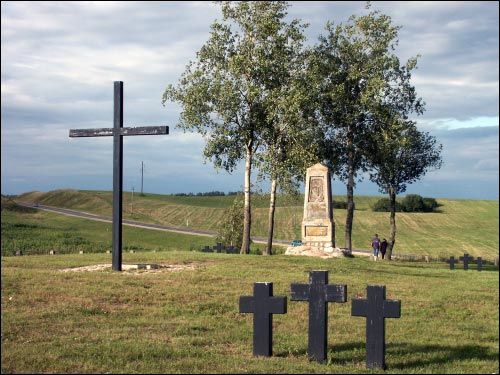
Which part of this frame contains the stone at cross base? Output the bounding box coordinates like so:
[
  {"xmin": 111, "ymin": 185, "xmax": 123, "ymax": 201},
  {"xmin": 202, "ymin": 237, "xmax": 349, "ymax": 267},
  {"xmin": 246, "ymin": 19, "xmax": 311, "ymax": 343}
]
[{"xmin": 285, "ymin": 163, "xmax": 347, "ymax": 258}]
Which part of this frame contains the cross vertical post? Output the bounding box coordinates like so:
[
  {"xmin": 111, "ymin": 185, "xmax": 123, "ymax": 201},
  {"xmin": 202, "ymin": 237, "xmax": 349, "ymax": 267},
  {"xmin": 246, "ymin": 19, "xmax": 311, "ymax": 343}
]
[
  {"xmin": 476, "ymin": 257, "xmax": 482, "ymax": 271},
  {"xmin": 290, "ymin": 270, "xmax": 347, "ymax": 363},
  {"xmin": 113, "ymin": 81, "xmax": 123, "ymax": 271},
  {"xmin": 214, "ymin": 242, "xmax": 224, "ymax": 253},
  {"xmin": 351, "ymin": 285, "xmax": 401, "ymax": 370},
  {"xmin": 202, "ymin": 246, "xmax": 213, "ymax": 253},
  {"xmin": 446, "ymin": 256, "xmax": 458, "ymax": 270},
  {"xmin": 239, "ymin": 282, "xmax": 287, "ymax": 356}
]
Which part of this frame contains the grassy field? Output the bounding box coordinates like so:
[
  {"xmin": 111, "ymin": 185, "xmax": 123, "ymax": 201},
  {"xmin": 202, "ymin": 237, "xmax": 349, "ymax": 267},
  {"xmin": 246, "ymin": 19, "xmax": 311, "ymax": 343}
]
[
  {"xmin": 1, "ymin": 250, "xmax": 498, "ymax": 373},
  {"xmin": 0, "ymin": 199, "xmax": 274, "ymax": 257},
  {"xmin": 16, "ymin": 189, "xmax": 500, "ymax": 260},
  {"xmin": 1, "ymin": 196, "xmax": 498, "ymax": 373}
]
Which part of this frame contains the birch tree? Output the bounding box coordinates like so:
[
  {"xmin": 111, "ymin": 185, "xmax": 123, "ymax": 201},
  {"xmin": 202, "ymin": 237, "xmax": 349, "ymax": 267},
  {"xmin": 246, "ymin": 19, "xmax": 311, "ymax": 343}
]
[
  {"xmin": 163, "ymin": 1, "xmax": 309, "ymax": 254},
  {"xmin": 311, "ymin": 6, "xmax": 425, "ymax": 252}
]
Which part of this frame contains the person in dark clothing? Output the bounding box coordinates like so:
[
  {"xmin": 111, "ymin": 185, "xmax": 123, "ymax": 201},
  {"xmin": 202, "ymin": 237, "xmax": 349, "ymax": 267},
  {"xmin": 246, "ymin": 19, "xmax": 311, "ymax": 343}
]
[
  {"xmin": 380, "ymin": 238, "xmax": 388, "ymax": 259},
  {"xmin": 371, "ymin": 234, "xmax": 380, "ymax": 258}
]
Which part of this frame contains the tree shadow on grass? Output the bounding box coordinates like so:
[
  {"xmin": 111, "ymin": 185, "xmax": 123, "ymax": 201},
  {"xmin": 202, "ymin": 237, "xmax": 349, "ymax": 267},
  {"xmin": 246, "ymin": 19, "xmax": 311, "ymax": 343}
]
[{"xmin": 327, "ymin": 341, "xmax": 498, "ymax": 370}]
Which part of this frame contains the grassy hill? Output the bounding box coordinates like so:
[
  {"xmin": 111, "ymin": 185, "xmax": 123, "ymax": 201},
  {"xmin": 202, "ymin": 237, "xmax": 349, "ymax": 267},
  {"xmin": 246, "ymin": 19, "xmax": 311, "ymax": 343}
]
[
  {"xmin": 15, "ymin": 189, "xmax": 499, "ymax": 260},
  {"xmin": 2, "ymin": 194, "xmax": 499, "ymax": 372},
  {"xmin": 1, "ymin": 251, "xmax": 498, "ymax": 373}
]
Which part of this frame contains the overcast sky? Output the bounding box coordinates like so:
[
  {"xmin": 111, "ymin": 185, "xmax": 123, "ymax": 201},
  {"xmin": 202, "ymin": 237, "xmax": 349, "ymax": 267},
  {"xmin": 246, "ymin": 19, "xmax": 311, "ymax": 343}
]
[{"xmin": 1, "ymin": 1, "xmax": 498, "ymax": 200}]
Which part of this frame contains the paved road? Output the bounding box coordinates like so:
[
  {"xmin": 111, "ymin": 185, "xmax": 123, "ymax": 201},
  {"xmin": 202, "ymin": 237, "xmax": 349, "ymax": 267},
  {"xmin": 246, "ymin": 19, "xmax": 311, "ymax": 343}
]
[{"xmin": 15, "ymin": 201, "xmax": 373, "ymax": 256}]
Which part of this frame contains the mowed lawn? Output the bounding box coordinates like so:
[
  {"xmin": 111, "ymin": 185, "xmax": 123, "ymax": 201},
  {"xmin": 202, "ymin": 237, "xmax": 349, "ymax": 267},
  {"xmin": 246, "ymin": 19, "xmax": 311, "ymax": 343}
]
[
  {"xmin": 1, "ymin": 250, "xmax": 498, "ymax": 374},
  {"xmin": 17, "ymin": 189, "xmax": 500, "ymax": 260},
  {"xmin": 1, "ymin": 202, "xmax": 499, "ymax": 373}
]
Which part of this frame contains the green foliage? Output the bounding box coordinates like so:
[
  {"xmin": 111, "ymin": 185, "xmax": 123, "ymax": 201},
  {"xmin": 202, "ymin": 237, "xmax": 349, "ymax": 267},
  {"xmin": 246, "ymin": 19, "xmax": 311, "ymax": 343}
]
[
  {"xmin": 373, "ymin": 198, "xmax": 401, "ymax": 212},
  {"xmin": 367, "ymin": 119, "xmax": 443, "ymax": 196},
  {"xmin": 308, "ymin": 5, "xmax": 427, "ymax": 250},
  {"xmin": 401, "ymin": 194, "xmax": 426, "ymax": 212},
  {"xmin": 311, "ymin": 6, "xmax": 425, "ymax": 183},
  {"xmin": 163, "ymin": 1, "xmax": 314, "ymax": 253},
  {"xmin": 372, "ymin": 195, "xmax": 440, "ymax": 212},
  {"xmin": 423, "ymin": 197, "xmax": 440, "ymax": 210},
  {"xmin": 332, "ymin": 200, "xmax": 349, "ymax": 209},
  {"xmin": 215, "ymin": 197, "xmax": 244, "ymax": 248},
  {"xmin": 401, "ymin": 194, "xmax": 439, "ymax": 213}
]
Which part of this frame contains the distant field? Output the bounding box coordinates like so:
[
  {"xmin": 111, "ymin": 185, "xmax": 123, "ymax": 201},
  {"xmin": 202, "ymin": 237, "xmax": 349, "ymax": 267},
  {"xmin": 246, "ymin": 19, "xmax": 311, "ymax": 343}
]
[
  {"xmin": 1, "ymin": 251, "xmax": 498, "ymax": 373},
  {"xmin": 0, "ymin": 199, "xmax": 275, "ymax": 257},
  {"xmin": 15, "ymin": 189, "xmax": 500, "ymax": 260}
]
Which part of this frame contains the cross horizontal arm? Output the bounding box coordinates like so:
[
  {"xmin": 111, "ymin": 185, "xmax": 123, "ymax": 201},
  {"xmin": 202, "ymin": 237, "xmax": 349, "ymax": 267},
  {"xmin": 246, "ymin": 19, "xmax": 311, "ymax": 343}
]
[
  {"xmin": 290, "ymin": 284, "xmax": 310, "ymax": 301},
  {"xmin": 351, "ymin": 299, "xmax": 368, "ymax": 317},
  {"xmin": 383, "ymin": 300, "xmax": 401, "ymax": 318},
  {"xmin": 69, "ymin": 126, "xmax": 169, "ymax": 137},
  {"xmin": 240, "ymin": 296, "xmax": 255, "ymax": 313},
  {"xmin": 267, "ymin": 296, "xmax": 287, "ymax": 314},
  {"xmin": 326, "ymin": 284, "xmax": 347, "ymax": 303}
]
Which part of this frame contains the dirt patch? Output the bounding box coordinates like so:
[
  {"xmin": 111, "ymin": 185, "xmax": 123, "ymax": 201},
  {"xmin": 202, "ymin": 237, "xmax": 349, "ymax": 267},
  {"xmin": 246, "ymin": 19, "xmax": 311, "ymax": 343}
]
[{"xmin": 60, "ymin": 263, "xmax": 202, "ymax": 274}]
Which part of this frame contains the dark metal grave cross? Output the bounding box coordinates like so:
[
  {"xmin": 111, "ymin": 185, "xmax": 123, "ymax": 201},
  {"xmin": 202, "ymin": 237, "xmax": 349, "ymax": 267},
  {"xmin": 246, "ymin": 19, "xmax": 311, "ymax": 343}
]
[
  {"xmin": 239, "ymin": 282, "xmax": 287, "ymax": 357},
  {"xmin": 476, "ymin": 257, "xmax": 483, "ymax": 272},
  {"xmin": 214, "ymin": 242, "xmax": 224, "ymax": 253},
  {"xmin": 446, "ymin": 256, "xmax": 459, "ymax": 270},
  {"xmin": 291, "ymin": 270, "xmax": 347, "ymax": 363},
  {"xmin": 226, "ymin": 245, "xmax": 238, "ymax": 254},
  {"xmin": 202, "ymin": 246, "xmax": 213, "ymax": 253},
  {"xmin": 459, "ymin": 253, "xmax": 473, "ymax": 270},
  {"xmin": 351, "ymin": 285, "xmax": 401, "ymax": 370},
  {"xmin": 69, "ymin": 81, "xmax": 168, "ymax": 271}
]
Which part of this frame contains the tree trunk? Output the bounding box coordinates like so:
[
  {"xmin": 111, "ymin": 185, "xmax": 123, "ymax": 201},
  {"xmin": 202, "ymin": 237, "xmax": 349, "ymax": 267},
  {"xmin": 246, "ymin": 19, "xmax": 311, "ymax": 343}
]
[
  {"xmin": 388, "ymin": 186, "xmax": 397, "ymax": 260},
  {"xmin": 240, "ymin": 146, "xmax": 253, "ymax": 254},
  {"xmin": 265, "ymin": 178, "xmax": 277, "ymax": 256},
  {"xmin": 345, "ymin": 158, "xmax": 354, "ymax": 252}
]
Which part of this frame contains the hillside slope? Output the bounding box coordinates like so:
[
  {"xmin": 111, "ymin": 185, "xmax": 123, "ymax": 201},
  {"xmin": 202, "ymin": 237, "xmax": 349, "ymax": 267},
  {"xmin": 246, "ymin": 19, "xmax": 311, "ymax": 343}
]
[{"xmin": 17, "ymin": 189, "xmax": 499, "ymax": 259}]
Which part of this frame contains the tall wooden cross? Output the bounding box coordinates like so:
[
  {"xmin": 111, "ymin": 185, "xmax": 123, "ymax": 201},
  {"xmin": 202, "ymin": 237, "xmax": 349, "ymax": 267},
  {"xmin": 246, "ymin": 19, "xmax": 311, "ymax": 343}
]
[
  {"xmin": 291, "ymin": 270, "xmax": 347, "ymax": 363},
  {"xmin": 69, "ymin": 81, "xmax": 168, "ymax": 271}
]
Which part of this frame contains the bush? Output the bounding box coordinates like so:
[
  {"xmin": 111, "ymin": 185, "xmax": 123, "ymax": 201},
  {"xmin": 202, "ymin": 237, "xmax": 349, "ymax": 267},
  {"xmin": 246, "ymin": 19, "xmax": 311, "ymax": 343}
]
[
  {"xmin": 401, "ymin": 194, "xmax": 426, "ymax": 212},
  {"xmin": 332, "ymin": 200, "xmax": 348, "ymax": 209},
  {"xmin": 423, "ymin": 197, "xmax": 439, "ymax": 211},
  {"xmin": 372, "ymin": 195, "xmax": 439, "ymax": 212},
  {"xmin": 215, "ymin": 197, "xmax": 244, "ymax": 248},
  {"xmin": 372, "ymin": 198, "xmax": 401, "ymax": 212},
  {"xmin": 401, "ymin": 194, "xmax": 439, "ymax": 212}
]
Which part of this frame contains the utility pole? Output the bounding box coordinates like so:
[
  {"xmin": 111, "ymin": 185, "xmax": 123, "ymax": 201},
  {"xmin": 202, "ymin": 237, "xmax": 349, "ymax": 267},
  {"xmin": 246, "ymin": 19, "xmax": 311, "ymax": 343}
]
[
  {"xmin": 131, "ymin": 187, "xmax": 134, "ymax": 216},
  {"xmin": 141, "ymin": 161, "xmax": 144, "ymax": 195}
]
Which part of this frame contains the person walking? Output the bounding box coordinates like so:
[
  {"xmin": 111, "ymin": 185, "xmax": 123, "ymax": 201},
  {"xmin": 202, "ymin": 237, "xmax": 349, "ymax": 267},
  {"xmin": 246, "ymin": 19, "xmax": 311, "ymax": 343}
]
[
  {"xmin": 380, "ymin": 238, "xmax": 388, "ymax": 259},
  {"xmin": 371, "ymin": 234, "xmax": 380, "ymax": 259}
]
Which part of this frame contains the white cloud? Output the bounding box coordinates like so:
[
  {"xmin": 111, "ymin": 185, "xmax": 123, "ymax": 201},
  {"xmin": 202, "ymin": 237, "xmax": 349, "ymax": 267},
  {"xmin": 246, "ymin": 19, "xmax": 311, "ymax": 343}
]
[{"xmin": 1, "ymin": 1, "xmax": 498, "ymax": 198}]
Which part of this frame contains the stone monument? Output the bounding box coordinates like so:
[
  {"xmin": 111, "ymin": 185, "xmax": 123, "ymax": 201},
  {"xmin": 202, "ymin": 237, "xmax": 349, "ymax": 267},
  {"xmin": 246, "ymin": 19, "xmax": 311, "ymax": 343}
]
[{"xmin": 286, "ymin": 163, "xmax": 343, "ymax": 258}]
